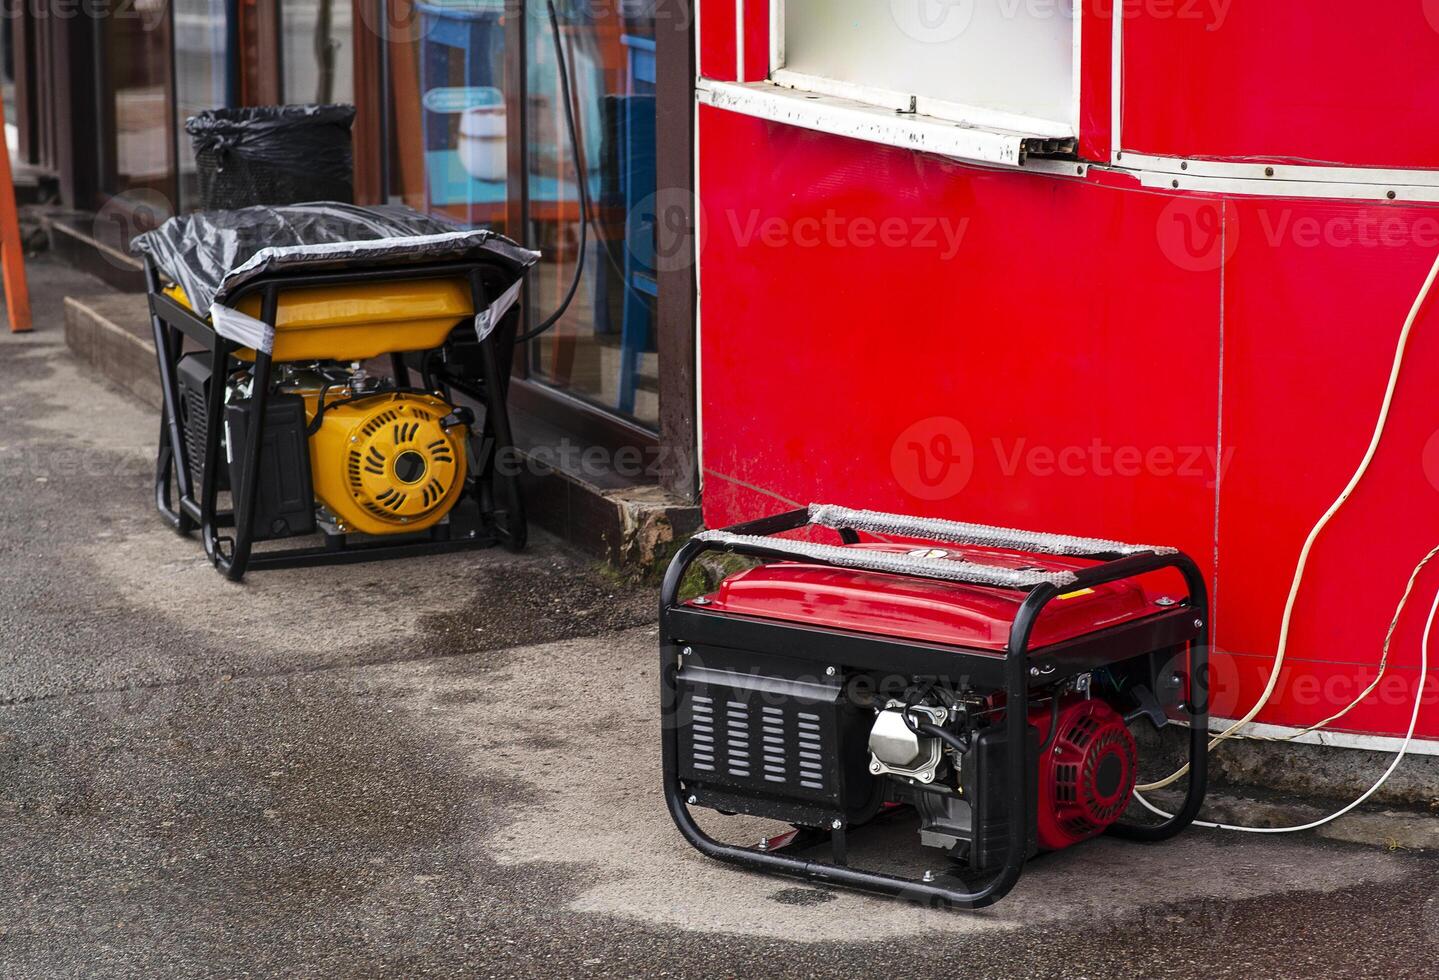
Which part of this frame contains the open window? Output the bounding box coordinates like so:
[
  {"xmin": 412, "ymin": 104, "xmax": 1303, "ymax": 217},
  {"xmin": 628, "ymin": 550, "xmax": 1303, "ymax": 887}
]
[{"xmin": 700, "ymin": 1, "xmax": 1079, "ymax": 168}]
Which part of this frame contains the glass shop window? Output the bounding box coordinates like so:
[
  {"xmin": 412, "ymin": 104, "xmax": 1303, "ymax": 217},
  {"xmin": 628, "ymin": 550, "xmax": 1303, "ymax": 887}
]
[
  {"xmin": 526, "ymin": 3, "xmax": 660, "ymax": 427},
  {"xmin": 383, "ymin": 0, "xmax": 662, "ymax": 430},
  {"xmin": 281, "ymin": 0, "xmax": 357, "ymax": 105},
  {"xmin": 173, "ymin": 0, "xmax": 230, "ymax": 211},
  {"xmin": 779, "ymin": 0, "xmax": 1078, "ymax": 135}
]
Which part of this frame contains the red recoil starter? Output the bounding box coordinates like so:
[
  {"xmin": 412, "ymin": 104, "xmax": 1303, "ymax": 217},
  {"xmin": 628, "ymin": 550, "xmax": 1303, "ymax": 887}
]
[{"xmin": 1032, "ymin": 698, "xmax": 1139, "ymax": 851}]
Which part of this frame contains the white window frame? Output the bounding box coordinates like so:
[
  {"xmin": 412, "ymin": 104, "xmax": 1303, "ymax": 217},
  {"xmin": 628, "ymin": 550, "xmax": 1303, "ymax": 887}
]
[
  {"xmin": 765, "ymin": 0, "xmax": 1080, "ymax": 140},
  {"xmin": 696, "ymin": 1, "xmax": 1080, "ymax": 168}
]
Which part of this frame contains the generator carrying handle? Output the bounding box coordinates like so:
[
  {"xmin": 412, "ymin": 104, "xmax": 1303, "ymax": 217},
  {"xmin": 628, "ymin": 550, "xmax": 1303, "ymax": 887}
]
[
  {"xmin": 806, "ymin": 503, "xmax": 1180, "ymax": 559},
  {"xmin": 659, "ymin": 509, "xmax": 1209, "ymax": 908}
]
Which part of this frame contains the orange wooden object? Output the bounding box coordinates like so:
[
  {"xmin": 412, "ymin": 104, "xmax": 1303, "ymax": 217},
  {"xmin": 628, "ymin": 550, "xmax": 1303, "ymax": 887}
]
[{"xmin": 0, "ymin": 97, "xmax": 32, "ymax": 333}]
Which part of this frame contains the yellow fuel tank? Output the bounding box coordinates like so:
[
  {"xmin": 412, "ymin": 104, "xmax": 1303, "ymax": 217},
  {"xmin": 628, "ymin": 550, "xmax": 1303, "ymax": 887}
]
[{"xmin": 164, "ymin": 279, "xmax": 472, "ymax": 362}]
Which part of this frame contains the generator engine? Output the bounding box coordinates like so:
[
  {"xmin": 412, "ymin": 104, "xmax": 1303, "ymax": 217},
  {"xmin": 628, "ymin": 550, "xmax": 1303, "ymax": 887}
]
[
  {"xmin": 676, "ymin": 654, "xmax": 1151, "ymax": 871},
  {"xmin": 177, "ymin": 355, "xmax": 471, "ymax": 540},
  {"xmin": 662, "ymin": 506, "xmax": 1209, "ymax": 905},
  {"xmin": 865, "ymin": 687, "xmax": 1140, "ymax": 863}
]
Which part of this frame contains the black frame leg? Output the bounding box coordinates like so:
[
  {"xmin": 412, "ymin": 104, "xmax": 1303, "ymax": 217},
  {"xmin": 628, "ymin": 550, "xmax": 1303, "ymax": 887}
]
[
  {"xmin": 154, "ymin": 418, "xmax": 191, "ymax": 535},
  {"xmin": 1109, "ymin": 559, "xmax": 1211, "ymax": 840},
  {"xmin": 199, "ymin": 331, "xmax": 230, "ymax": 569},
  {"xmin": 477, "ymin": 328, "xmax": 526, "ymax": 552},
  {"xmin": 467, "ymin": 270, "xmax": 526, "ymax": 552},
  {"xmin": 148, "ymin": 262, "xmax": 195, "ymax": 535},
  {"xmin": 212, "ymin": 287, "xmax": 279, "ymax": 582}
]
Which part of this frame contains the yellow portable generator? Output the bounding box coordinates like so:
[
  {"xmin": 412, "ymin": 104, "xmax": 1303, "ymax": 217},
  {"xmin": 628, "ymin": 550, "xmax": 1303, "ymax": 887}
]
[{"xmin": 134, "ymin": 204, "xmax": 539, "ymax": 580}]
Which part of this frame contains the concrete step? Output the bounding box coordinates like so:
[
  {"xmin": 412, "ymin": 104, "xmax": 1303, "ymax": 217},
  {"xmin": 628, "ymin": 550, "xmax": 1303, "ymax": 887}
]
[
  {"xmin": 61, "ymin": 291, "xmax": 698, "ymax": 576},
  {"xmin": 63, "ymin": 293, "xmax": 161, "ymax": 409},
  {"xmin": 45, "ymin": 213, "xmax": 147, "ymax": 294},
  {"xmin": 12, "ymin": 163, "xmax": 59, "ymax": 206}
]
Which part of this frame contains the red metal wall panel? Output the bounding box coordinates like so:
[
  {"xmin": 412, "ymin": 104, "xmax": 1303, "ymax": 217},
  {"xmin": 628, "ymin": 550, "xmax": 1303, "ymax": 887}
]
[
  {"xmin": 743, "ymin": 0, "xmax": 768, "ymax": 81},
  {"xmin": 1217, "ymin": 655, "xmax": 1438, "ymax": 740},
  {"xmin": 698, "ymin": 104, "xmax": 1439, "ymax": 738},
  {"xmin": 1120, "ymin": 5, "xmax": 1439, "ymax": 168},
  {"xmin": 1212, "ymin": 196, "xmax": 1439, "ymax": 734},
  {"xmin": 697, "ymin": 104, "xmax": 1222, "ymax": 595},
  {"xmin": 1078, "ymin": 0, "xmax": 1115, "ymax": 162},
  {"xmin": 699, "ymin": 0, "xmax": 737, "ymax": 81}
]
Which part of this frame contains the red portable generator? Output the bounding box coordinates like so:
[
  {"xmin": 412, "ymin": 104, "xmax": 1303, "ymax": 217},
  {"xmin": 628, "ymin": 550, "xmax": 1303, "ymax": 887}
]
[{"xmin": 659, "ymin": 505, "xmax": 1209, "ymax": 908}]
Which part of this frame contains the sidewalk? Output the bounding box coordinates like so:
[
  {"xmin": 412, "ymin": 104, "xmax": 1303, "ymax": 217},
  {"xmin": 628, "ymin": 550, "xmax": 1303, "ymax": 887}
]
[{"xmin": 2, "ymin": 257, "xmax": 1438, "ymax": 978}]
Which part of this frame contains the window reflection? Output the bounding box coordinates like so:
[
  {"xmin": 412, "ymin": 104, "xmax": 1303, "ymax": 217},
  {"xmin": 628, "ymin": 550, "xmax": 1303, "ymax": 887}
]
[
  {"xmin": 282, "ymin": 0, "xmax": 356, "ymax": 105},
  {"xmin": 526, "ymin": 1, "xmax": 658, "ymax": 427},
  {"xmin": 174, "ymin": 0, "xmax": 229, "ymax": 210},
  {"xmin": 105, "ymin": 1, "xmax": 176, "ymax": 205},
  {"xmin": 384, "ymin": 0, "xmax": 660, "ymax": 430}
]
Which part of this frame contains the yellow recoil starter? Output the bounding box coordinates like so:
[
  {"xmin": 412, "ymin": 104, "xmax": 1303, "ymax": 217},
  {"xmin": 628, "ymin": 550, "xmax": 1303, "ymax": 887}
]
[{"xmin": 306, "ymin": 392, "xmax": 469, "ymax": 536}]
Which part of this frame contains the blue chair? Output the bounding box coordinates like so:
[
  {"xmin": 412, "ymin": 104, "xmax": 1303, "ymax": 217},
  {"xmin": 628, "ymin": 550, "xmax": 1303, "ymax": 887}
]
[
  {"xmin": 616, "ymin": 35, "xmax": 657, "ymax": 416},
  {"xmin": 417, "ymin": 0, "xmax": 506, "ymax": 208},
  {"xmin": 616, "ymin": 93, "xmax": 657, "ymax": 416}
]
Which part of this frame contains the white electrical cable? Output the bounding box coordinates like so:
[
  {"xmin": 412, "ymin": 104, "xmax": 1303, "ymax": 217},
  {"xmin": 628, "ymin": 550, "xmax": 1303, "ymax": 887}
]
[
  {"xmin": 1252, "ymin": 543, "xmax": 1439, "ymax": 742},
  {"xmin": 1137, "ymin": 247, "xmax": 1439, "ymax": 792},
  {"xmin": 1134, "ymin": 578, "xmax": 1435, "ymax": 833}
]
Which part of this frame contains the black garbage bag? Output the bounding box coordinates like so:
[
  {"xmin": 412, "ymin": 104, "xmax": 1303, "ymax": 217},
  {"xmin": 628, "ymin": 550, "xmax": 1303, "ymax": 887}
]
[
  {"xmin": 130, "ymin": 202, "xmax": 539, "ymax": 314},
  {"xmin": 186, "ymin": 104, "xmax": 356, "ymax": 210}
]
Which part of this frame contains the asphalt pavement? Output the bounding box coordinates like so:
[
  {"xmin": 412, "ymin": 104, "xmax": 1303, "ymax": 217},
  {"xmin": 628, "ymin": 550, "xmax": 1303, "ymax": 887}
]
[{"xmin": 2, "ymin": 256, "xmax": 1437, "ymax": 978}]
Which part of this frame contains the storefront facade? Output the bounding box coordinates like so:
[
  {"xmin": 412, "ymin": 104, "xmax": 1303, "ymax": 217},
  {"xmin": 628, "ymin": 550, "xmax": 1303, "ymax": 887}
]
[{"xmin": 12, "ymin": 0, "xmax": 697, "ymax": 501}]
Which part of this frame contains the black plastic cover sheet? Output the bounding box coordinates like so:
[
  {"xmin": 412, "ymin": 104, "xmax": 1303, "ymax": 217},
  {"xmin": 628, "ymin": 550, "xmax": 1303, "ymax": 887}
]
[{"xmin": 131, "ymin": 202, "xmax": 539, "ymax": 314}]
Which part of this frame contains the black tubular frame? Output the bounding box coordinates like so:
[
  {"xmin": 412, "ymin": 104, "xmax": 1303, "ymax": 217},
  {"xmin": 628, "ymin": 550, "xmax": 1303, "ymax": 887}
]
[
  {"xmin": 145, "ymin": 256, "xmax": 528, "ymax": 581},
  {"xmin": 658, "ymin": 507, "xmax": 1210, "ymax": 909}
]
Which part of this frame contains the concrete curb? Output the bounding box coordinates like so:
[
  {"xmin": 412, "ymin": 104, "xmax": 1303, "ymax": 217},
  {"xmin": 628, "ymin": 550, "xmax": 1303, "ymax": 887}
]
[
  {"xmin": 1158, "ymin": 789, "xmax": 1439, "ymax": 851},
  {"xmin": 63, "ymin": 293, "xmax": 161, "ymax": 410},
  {"xmin": 1208, "ymin": 736, "xmax": 1439, "ymax": 808}
]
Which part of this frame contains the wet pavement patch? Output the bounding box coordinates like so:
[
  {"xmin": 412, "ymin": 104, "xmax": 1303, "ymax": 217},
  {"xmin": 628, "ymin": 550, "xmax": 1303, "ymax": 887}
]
[
  {"xmin": 768, "ymin": 887, "xmax": 838, "ymax": 907},
  {"xmin": 0, "ymin": 327, "xmax": 655, "ymax": 704}
]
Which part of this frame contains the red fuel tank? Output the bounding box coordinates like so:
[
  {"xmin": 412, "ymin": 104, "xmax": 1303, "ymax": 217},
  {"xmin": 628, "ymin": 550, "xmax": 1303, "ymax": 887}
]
[{"xmin": 694, "ymin": 541, "xmax": 1168, "ymax": 651}]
